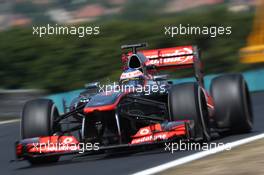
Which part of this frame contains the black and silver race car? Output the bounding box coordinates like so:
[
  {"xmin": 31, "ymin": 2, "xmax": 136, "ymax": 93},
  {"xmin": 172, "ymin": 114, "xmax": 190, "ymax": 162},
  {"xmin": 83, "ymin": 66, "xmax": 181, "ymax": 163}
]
[{"xmin": 16, "ymin": 43, "xmax": 253, "ymax": 164}]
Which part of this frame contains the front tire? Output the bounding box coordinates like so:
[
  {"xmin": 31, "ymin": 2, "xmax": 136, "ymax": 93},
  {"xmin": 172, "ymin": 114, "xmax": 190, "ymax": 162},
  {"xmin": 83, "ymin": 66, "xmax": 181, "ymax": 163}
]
[
  {"xmin": 169, "ymin": 83, "xmax": 210, "ymax": 141},
  {"xmin": 21, "ymin": 99, "xmax": 60, "ymax": 164}
]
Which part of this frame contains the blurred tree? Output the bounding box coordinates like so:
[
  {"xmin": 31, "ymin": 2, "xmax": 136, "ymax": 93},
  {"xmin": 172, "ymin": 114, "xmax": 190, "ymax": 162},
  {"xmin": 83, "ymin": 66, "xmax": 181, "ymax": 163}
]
[{"xmin": 0, "ymin": 5, "xmax": 255, "ymax": 92}]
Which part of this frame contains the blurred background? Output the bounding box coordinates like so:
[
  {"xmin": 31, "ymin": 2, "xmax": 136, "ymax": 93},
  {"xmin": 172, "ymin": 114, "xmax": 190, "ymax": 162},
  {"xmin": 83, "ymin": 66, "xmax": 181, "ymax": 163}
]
[{"xmin": 0, "ymin": 0, "xmax": 264, "ymax": 116}]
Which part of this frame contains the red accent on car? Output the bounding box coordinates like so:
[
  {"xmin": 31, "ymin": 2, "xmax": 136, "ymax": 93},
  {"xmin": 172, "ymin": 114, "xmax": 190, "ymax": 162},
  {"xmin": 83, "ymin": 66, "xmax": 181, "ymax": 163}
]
[
  {"xmin": 16, "ymin": 143, "xmax": 23, "ymax": 156},
  {"xmin": 202, "ymin": 88, "xmax": 214, "ymax": 109},
  {"xmin": 27, "ymin": 136, "xmax": 79, "ymax": 153},
  {"xmin": 122, "ymin": 46, "xmax": 195, "ymax": 70},
  {"xmin": 83, "ymin": 92, "xmax": 128, "ymax": 114},
  {"xmin": 132, "ymin": 124, "xmax": 163, "ymax": 138},
  {"xmin": 130, "ymin": 123, "xmax": 187, "ymax": 145},
  {"xmin": 83, "ymin": 104, "xmax": 117, "ymax": 113}
]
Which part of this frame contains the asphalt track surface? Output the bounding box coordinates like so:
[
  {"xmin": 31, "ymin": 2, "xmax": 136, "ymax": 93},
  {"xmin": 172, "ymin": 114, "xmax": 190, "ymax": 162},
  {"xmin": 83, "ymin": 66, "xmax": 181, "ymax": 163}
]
[{"xmin": 1, "ymin": 92, "xmax": 264, "ymax": 175}]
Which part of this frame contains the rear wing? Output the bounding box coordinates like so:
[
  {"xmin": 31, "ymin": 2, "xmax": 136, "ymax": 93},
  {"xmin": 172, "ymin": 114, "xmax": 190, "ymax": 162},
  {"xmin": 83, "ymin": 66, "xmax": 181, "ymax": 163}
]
[
  {"xmin": 142, "ymin": 46, "xmax": 197, "ymax": 68},
  {"xmin": 121, "ymin": 45, "xmax": 204, "ymax": 85}
]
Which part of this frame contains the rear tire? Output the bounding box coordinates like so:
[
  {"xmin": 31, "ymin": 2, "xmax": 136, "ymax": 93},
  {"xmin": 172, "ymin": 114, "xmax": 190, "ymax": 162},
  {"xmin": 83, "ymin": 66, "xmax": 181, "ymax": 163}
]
[
  {"xmin": 210, "ymin": 74, "xmax": 253, "ymax": 134},
  {"xmin": 169, "ymin": 83, "xmax": 210, "ymax": 141},
  {"xmin": 21, "ymin": 99, "xmax": 60, "ymax": 164}
]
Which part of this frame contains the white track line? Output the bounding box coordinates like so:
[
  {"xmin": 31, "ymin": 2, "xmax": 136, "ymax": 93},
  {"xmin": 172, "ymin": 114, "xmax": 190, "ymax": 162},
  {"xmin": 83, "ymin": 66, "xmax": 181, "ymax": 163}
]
[
  {"xmin": 0, "ymin": 119, "xmax": 20, "ymax": 125},
  {"xmin": 133, "ymin": 133, "xmax": 264, "ymax": 175}
]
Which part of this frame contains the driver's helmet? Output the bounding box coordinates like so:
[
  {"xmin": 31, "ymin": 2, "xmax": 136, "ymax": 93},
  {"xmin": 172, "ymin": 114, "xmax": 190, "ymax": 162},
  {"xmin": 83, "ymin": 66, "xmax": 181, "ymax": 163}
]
[{"xmin": 119, "ymin": 68, "xmax": 145, "ymax": 87}]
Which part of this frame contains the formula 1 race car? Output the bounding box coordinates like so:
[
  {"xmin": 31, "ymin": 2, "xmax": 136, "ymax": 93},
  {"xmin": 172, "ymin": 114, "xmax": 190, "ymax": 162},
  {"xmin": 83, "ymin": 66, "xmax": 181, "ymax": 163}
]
[{"xmin": 15, "ymin": 43, "xmax": 253, "ymax": 164}]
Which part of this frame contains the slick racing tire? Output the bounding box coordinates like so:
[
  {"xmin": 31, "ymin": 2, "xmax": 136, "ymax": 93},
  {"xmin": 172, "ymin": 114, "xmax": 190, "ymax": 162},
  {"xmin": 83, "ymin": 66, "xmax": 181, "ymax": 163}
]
[
  {"xmin": 210, "ymin": 74, "xmax": 253, "ymax": 134},
  {"xmin": 169, "ymin": 82, "xmax": 210, "ymax": 141},
  {"xmin": 21, "ymin": 99, "xmax": 60, "ymax": 164}
]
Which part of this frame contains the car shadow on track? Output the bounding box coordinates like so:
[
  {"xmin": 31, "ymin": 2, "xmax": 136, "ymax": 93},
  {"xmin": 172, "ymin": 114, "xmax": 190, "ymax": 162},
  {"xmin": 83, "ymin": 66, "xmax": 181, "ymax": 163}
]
[{"xmin": 13, "ymin": 147, "xmax": 172, "ymax": 171}]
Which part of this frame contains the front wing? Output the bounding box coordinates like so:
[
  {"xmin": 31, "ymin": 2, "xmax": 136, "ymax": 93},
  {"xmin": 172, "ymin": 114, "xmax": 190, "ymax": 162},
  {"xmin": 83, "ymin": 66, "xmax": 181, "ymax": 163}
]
[{"xmin": 15, "ymin": 120, "xmax": 194, "ymax": 160}]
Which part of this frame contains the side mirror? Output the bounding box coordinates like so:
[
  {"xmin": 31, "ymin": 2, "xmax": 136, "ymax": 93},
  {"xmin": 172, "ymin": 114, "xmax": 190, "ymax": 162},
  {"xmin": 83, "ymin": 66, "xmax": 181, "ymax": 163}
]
[
  {"xmin": 84, "ymin": 82, "xmax": 100, "ymax": 89},
  {"xmin": 153, "ymin": 75, "xmax": 168, "ymax": 81}
]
